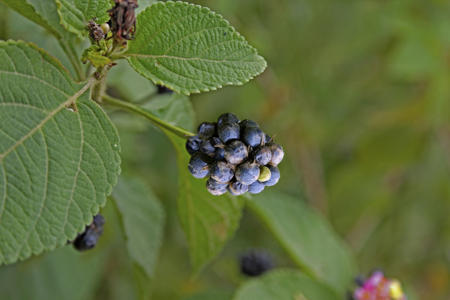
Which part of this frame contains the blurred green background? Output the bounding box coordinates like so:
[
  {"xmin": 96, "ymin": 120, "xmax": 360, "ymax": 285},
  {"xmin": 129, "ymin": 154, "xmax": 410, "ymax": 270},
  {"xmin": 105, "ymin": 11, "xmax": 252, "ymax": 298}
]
[{"xmin": 0, "ymin": 0, "xmax": 449, "ymax": 299}]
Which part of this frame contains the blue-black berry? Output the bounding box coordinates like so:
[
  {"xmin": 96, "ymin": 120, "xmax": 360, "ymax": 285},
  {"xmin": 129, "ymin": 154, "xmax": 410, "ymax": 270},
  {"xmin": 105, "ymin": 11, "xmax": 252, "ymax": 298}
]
[
  {"xmin": 239, "ymin": 250, "xmax": 274, "ymax": 277},
  {"xmin": 218, "ymin": 113, "xmax": 239, "ymax": 127},
  {"xmin": 254, "ymin": 146, "xmax": 272, "ymax": 165},
  {"xmin": 73, "ymin": 214, "xmax": 105, "ymax": 251},
  {"xmin": 188, "ymin": 153, "xmax": 210, "ymax": 179},
  {"xmin": 224, "ymin": 140, "xmax": 248, "ymax": 165},
  {"xmin": 185, "ymin": 135, "xmax": 202, "ymax": 155},
  {"xmin": 228, "ymin": 181, "xmax": 249, "ymax": 196},
  {"xmin": 269, "ymin": 143, "xmax": 284, "ymax": 166},
  {"xmin": 210, "ymin": 161, "xmax": 234, "ymax": 183},
  {"xmin": 197, "ymin": 122, "xmax": 216, "ymax": 138},
  {"xmin": 186, "ymin": 113, "xmax": 284, "ymax": 196},
  {"xmin": 242, "ymin": 126, "xmax": 265, "ymax": 147},
  {"xmin": 206, "ymin": 178, "xmax": 228, "ymax": 196},
  {"xmin": 200, "ymin": 138, "xmax": 218, "ymax": 157},
  {"xmin": 248, "ymin": 181, "xmax": 265, "ymax": 194},
  {"xmin": 218, "ymin": 122, "xmax": 240, "ymax": 143},
  {"xmin": 240, "ymin": 119, "xmax": 259, "ymax": 128},
  {"xmin": 235, "ymin": 162, "xmax": 260, "ymax": 185}
]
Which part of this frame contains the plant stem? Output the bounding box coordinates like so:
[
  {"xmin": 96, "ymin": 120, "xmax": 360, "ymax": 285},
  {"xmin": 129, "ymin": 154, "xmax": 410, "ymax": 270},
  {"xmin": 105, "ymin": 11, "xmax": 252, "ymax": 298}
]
[{"xmin": 102, "ymin": 94, "xmax": 195, "ymax": 139}]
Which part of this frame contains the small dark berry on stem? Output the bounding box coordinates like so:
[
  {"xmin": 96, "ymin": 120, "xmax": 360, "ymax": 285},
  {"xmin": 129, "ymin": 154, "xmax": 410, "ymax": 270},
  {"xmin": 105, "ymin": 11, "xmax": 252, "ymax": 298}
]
[
  {"xmin": 228, "ymin": 181, "xmax": 249, "ymax": 196},
  {"xmin": 200, "ymin": 138, "xmax": 217, "ymax": 157},
  {"xmin": 217, "ymin": 113, "xmax": 239, "ymax": 127},
  {"xmin": 254, "ymin": 146, "xmax": 272, "ymax": 165},
  {"xmin": 73, "ymin": 214, "xmax": 105, "ymax": 251},
  {"xmin": 239, "ymin": 250, "xmax": 274, "ymax": 277},
  {"xmin": 206, "ymin": 178, "xmax": 228, "ymax": 196},
  {"xmin": 186, "ymin": 136, "xmax": 202, "ymax": 155},
  {"xmin": 197, "ymin": 122, "xmax": 216, "ymax": 138},
  {"xmin": 224, "ymin": 140, "xmax": 248, "ymax": 165},
  {"xmin": 269, "ymin": 143, "xmax": 284, "ymax": 166},
  {"xmin": 235, "ymin": 162, "xmax": 260, "ymax": 185},
  {"xmin": 242, "ymin": 126, "xmax": 265, "ymax": 147},
  {"xmin": 156, "ymin": 84, "xmax": 173, "ymax": 94},
  {"xmin": 240, "ymin": 119, "xmax": 259, "ymax": 129},
  {"xmin": 188, "ymin": 153, "xmax": 210, "ymax": 179},
  {"xmin": 210, "ymin": 161, "xmax": 234, "ymax": 184},
  {"xmin": 248, "ymin": 181, "xmax": 265, "ymax": 194},
  {"xmin": 218, "ymin": 122, "xmax": 240, "ymax": 143}
]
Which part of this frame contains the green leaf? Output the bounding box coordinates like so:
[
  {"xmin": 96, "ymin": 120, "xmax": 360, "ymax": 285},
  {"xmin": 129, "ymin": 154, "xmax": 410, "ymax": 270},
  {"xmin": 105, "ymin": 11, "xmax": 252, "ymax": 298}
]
[
  {"xmin": 56, "ymin": 0, "xmax": 112, "ymax": 38},
  {"xmin": 0, "ymin": 246, "xmax": 107, "ymax": 300},
  {"xmin": 0, "ymin": 0, "xmax": 72, "ymax": 39},
  {"xmin": 126, "ymin": 1, "xmax": 267, "ymax": 95},
  {"xmin": 112, "ymin": 177, "xmax": 165, "ymax": 278},
  {"xmin": 233, "ymin": 269, "xmax": 339, "ymax": 300},
  {"xmin": 0, "ymin": 41, "xmax": 121, "ymax": 264},
  {"xmin": 247, "ymin": 191, "xmax": 357, "ymax": 295},
  {"xmin": 166, "ymin": 132, "xmax": 244, "ymax": 273}
]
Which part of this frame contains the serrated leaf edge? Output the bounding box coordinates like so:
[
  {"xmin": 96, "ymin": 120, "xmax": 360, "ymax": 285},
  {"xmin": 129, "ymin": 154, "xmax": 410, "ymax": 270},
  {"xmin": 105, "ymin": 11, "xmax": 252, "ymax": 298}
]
[{"xmin": 126, "ymin": 1, "xmax": 267, "ymax": 95}]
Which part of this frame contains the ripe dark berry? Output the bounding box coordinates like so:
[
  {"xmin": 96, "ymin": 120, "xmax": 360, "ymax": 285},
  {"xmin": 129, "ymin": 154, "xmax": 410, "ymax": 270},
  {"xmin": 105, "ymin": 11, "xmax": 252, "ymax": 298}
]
[
  {"xmin": 217, "ymin": 113, "xmax": 239, "ymax": 127},
  {"xmin": 240, "ymin": 119, "xmax": 259, "ymax": 128},
  {"xmin": 239, "ymin": 250, "xmax": 274, "ymax": 277},
  {"xmin": 228, "ymin": 181, "xmax": 249, "ymax": 196},
  {"xmin": 218, "ymin": 122, "xmax": 240, "ymax": 143},
  {"xmin": 210, "ymin": 161, "xmax": 234, "ymax": 184},
  {"xmin": 188, "ymin": 153, "xmax": 210, "ymax": 179},
  {"xmin": 200, "ymin": 138, "xmax": 217, "ymax": 157},
  {"xmin": 235, "ymin": 162, "xmax": 260, "ymax": 185},
  {"xmin": 186, "ymin": 136, "xmax": 202, "ymax": 155},
  {"xmin": 269, "ymin": 143, "xmax": 284, "ymax": 166},
  {"xmin": 73, "ymin": 214, "xmax": 105, "ymax": 251},
  {"xmin": 206, "ymin": 178, "xmax": 228, "ymax": 195},
  {"xmin": 157, "ymin": 84, "xmax": 173, "ymax": 94},
  {"xmin": 214, "ymin": 147, "xmax": 225, "ymax": 161},
  {"xmin": 186, "ymin": 113, "xmax": 284, "ymax": 196},
  {"xmin": 242, "ymin": 126, "xmax": 265, "ymax": 147},
  {"xmin": 224, "ymin": 140, "xmax": 248, "ymax": 165},
  {"xmin": 264, "ymin": 165, "xmax": 280, "ymax": 186},
  {"xmin": 197, "ymin": 122, "xmax": 216, "ymax": 138},
  {"xmin": 248, "ymin": 181, "xmax": 265, "ymax": 194},
  {"xmin": 254, "ymin": 146, "xmax": 272, "ymax": 165}
]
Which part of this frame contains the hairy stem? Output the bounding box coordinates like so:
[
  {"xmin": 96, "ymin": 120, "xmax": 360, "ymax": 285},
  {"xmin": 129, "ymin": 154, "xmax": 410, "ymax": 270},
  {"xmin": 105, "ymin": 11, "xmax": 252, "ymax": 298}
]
[{"xmin": 102, "ymin": 94, "xmax": 195, "ymax": 139}]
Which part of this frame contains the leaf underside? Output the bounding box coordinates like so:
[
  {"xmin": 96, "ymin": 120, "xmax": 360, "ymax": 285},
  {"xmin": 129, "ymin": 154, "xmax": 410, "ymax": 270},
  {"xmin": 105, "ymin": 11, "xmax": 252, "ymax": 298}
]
[
  {"xmin": 127, "ymin": 1, "xmax": 267, "ymax": 95},
  {"xmin": 0, "ymin": 41, "xmax": 121, "ymax": 265}
]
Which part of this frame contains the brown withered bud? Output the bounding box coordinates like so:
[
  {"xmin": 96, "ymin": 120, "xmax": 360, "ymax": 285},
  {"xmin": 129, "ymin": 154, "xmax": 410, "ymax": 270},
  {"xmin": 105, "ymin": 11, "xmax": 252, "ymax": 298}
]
[
  {"xmin": 87, "ymin": 20, "xmax": 105, "ymax": 42},
  {"xmin": 108, "ymin": 0, "xmax": 138, "ymax": 43}
]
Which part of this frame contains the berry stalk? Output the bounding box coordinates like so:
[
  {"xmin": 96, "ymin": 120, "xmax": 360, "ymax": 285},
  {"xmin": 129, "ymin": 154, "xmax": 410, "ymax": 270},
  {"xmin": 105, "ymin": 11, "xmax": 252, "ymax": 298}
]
[{"xmin": 102, "ymin": 94, "xmax": 195, "ymax": 138}]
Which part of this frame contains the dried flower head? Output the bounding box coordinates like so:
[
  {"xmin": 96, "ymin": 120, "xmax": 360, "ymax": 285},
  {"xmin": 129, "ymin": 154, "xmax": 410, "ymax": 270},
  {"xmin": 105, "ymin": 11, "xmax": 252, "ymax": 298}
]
[{"xmin": 108, "ymin": 0, "xmax": 138, "ymax": 43}]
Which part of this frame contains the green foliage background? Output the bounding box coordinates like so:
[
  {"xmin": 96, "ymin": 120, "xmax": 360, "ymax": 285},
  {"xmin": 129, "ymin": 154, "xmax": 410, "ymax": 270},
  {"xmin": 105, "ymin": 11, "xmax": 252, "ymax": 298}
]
[{"xmin": 0, "ymin": 0, "xmax": 449, "ymax": 299}]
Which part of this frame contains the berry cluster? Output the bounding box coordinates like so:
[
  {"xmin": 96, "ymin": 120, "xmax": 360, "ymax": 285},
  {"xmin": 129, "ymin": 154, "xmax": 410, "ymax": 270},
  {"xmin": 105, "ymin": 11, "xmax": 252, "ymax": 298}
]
[
  {"xmin": 239, "ymin": 250, "xmax": 274, "ymax": 277},
  {"xmin": 352, "ymin": 271, "xmax": 406, "ymax": 300},
  {"xmin": 186, "ymin": 113, "xmax": 284, "ymax": 196},
  {"xmin": 72, "ymin": 214, "xmax": 105, "ymax": 252}
]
